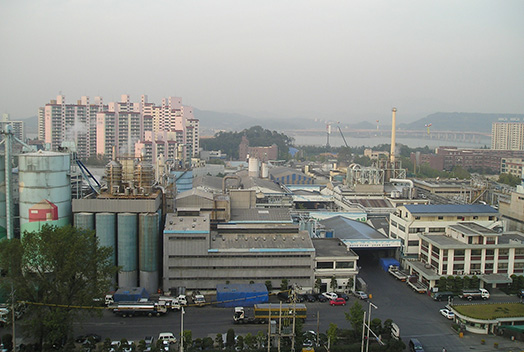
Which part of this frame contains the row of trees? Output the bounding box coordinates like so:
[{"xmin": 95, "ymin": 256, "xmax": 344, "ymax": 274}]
[{"xmin": 436, "ymin": 275, "xmax": 481, "ymax": 294}]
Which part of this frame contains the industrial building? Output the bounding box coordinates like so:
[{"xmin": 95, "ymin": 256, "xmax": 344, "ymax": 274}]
[
  {"xmin": 162, "ymin": 211, "xmax": 315, "ymax": 292},
  {"xmin": 72, "ymin": 156, "xmax": 168, "ymax": 294}
]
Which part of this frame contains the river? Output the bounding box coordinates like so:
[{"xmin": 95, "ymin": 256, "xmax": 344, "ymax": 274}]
[{"xmin": 285, "ymin": 131, "xmax": 491, "ymax": 149}]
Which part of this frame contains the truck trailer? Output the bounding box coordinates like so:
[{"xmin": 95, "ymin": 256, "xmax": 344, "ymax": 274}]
[
  {"xmin": 233, "ymin": 304, "xmax": 307, "ymax": 324},
  {"xmin": 459, "ymin": 289, "xmax": 490, "ymax": 301},
  {"xmin": 112, "ymin": 301, "xmax": 168, "ymax": 317},
  {"xmin": 388, "ymin": 266, "xmax": 409, "ymax": 281}
]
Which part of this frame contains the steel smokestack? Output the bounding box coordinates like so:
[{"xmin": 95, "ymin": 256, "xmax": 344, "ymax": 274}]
[{"xmin": 390, "ymin": 108, "xmax": 397, "ymax": 164}]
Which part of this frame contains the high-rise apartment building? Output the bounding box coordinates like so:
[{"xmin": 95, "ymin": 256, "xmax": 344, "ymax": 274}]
[
  {"xmin": 0, "ymin": 113, "xmax": 25, "ymax": 142},
  {"xmin": 39, "ymin": 95, "xmax": 199, "ymax": 163},
  {"xmin": 38, "ymin": 95, "xmax": 105, "ymax": 159},
  {"xmin": 491, "ymin": 120, "xmax": 524, "ymax": 150}
]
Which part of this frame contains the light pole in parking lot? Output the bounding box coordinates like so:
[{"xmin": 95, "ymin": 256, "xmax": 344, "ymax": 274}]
[
  {"xmin": 365, "ymin": 302, "xmax": 378, "ymax": 352},
  {"xmin": 180, "ymin": 306, "xmax": 185, "ymax": 352}
]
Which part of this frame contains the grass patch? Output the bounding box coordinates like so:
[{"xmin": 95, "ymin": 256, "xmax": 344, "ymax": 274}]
[{"xmin": 452, "ymin": 303, "xmax": 524, "ymax": 320}]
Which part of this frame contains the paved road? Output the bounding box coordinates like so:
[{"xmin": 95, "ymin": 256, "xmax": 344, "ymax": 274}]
[{"xmin": 4, "ymin": 254, "xmax": 524, "ymax": 352}]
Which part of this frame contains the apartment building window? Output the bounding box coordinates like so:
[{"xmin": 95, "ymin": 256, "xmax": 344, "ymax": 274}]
[
  {"xmin": 469, "ymin": 263, "xmax": 480, "ymax": 271},
  {"xmin": 335, "ymin": 261, "xmax": 355, "ymax": 269},
  {"xmin": 486, "ymin": 249, "xmax": 495, "ymax": 261},
  {"xmin": 453, "ymin": 264, "xmax": 464, "ymax": 273},
  {"xmin": 316, "ymin": 262, "xmax": 334, "ymax": 269},
  {"xmin": 454, "ymin": 249, "xmax": 465, "ymax": 261},
  {"xmin": 429, "ymin": 227, "xmax": 445, "ymax": 233},
  {"xmin": 499, "ymin": 249, "xmax": 509, "ymax": 260},
  {"xmin": 438, "ymin": 216, "xmax": 444, "ymax": 220},
  {"xmin": 408, "ymin": 240, "xmax": 419, "ymax": 247},
  {"xmin": 391, "ymin": 220, "xmax": 397, "ymax": 227},
  {"xmin": 398, "ymin": 225, "xmax": 406, "ymax": 232},
  {"xmin": 498, "ymin": 263, "xmax": 508, "ymax": 269}
]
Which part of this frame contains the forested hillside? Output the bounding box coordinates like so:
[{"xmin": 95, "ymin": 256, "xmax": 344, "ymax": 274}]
[{"xmin": 200, "ymin": 126, "xmax": 293, "ymax": 160}]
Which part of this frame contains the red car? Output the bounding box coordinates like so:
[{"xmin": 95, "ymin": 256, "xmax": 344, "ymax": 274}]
[{"xmin": 330, "ymin": 298, "xmax": 346, "ymax": 306}]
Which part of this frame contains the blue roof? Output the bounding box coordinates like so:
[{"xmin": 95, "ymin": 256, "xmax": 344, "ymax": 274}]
[{"xmin": 404, "ymin": 204, "xmax": 498, "ymax": 215}]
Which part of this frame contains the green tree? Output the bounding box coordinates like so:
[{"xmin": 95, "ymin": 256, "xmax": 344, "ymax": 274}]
[
  {"xmin": 226, "ymin": 328, "xmax": 235, "ymax": 349},
  {"xmin": 330, "ymin": 276, "xmax": 337, "ymax": 291},
  {"xmin": 470, "ymin": 275, "xmax": 480, "ymax": 289},
  {"xmin": 244, "ymin": 333, "xmax": 256, "ymax": 350},
  {"xmin": 345, "ymin": 301, "xmax": 365, "ymax": 339},
  {"xmin": 0, "ymin": 224, "xmax": 116, "ymax": 350},
  {"xmin": 370, "ymin": 318, "xmax": 382, "ymax": 336},
  {"xmin": 265, "ymin": 280, "xmax": 273, "ymax": 292},
  {"xmin": 326, "ymin": 323, "xmax": 338, "ymax": 346},
  {"xmin": 235, "ymin": 335, "xmax": 244, "ymax": 351},
  {"xmin": 437, "ymin": 277, "xmax": 447, "ymax": 292},
  {"xmin": 314, "ymin": 278, "xmax": 322, "ymax": 293},
  {"xmin": 256, "ymin": 331, "xmax": 266, "ymax": 349},
  {"xmin": 202, "ymin": 337, "xmax": 214, "ymax": 350},
  {"xmin": 498, "ymin": 172, "xmax": 521, "ymax": 187},
  {"xmin": 183, "ymin": 330, "xmax": 193, "ymax": 351},
  {"xmin": 280, "ymin": 279, "xmax": 289, "ymax": 291},
  {"xmin": 215, "ymin": 333, "xmax": 224, "ymax": 350}
]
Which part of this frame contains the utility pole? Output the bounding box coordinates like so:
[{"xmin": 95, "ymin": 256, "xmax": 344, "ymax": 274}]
[
  {"xmin": 360, "ymin": 312, "xmax": 366, "ymax": 352},
  {"xmin": 180, "ymin": 306, "xmax": 185, "ymax": 352},
  {"xmin": 366, "ymin": 302, "xmax": 378, "ymax": 352}
]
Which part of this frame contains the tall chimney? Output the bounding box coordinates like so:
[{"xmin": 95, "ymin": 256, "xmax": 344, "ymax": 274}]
[{"xmin": 390, "ymin": 108, "xmax": 397, "ymax": 164}]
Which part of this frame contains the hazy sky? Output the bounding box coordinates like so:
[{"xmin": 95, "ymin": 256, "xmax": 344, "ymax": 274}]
[{"xmin": 1, "ymin": 0, "xmax": 523, "ymax": 123}]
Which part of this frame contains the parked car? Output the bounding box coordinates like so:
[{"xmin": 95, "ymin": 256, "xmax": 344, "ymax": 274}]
[
  {"xmin": 277, "ymin": 291, "xmax": 290, "ymax": 302},
  {"xmin": 408, "ymin": 338, "xmax": 425, "ymax": 352},
  {"xmin": 439, "ymin": 308, "xmax": 454, "ymax": 320},
  {"xmin": 330, "ymin": 298, "xmax": 346, "ymax": 306},
  {"xmin": 518, "ymin": 289, "xmax": 524, "ymax": 298},
  {"xmin": 305, "ymin": 294, "xmax": 316, "ymax": 302},
  {"xmin": 315, "ymin": 293, "xmax": 328, "ymax": 302},
  {"xmin": 353, "ymin": 291, "xmax": 368, "ymax": 300},
  {"xmin": 75, "ymin": 334, "xmax": 102, "ymax": 344},
  {"xmin": 158, "ymin": 332, "xmax": 177, "ymax": 344},
  {"xmin": 322, "ymin": 292, "xmax": 338, "ymax": 300},
  {"xmin": 336, "ymin": 292, "xmax": 350, "ymax": 301},
  {"xmin": 296, "ymin": 294, "xmax": 306, "ymax": 303},
  {"xmin": 144, "ymin": 336, "xmax": 154, "ymax": 352}
]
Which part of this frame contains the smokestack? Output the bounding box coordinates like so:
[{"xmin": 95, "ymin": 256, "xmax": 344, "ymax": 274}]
[{"xmin": 390, "ymin": 108, "xmax": 397, "ymax": 164}]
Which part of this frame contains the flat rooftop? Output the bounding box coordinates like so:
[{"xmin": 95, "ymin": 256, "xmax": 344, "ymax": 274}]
[{"xmin": 312, "ymin": 238, "xmax": 358, "ymax": 258}]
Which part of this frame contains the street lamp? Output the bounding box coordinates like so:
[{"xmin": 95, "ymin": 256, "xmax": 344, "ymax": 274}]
[
  {"xmin": 180, "ymin": 306, "xmax": 185, "ymax": 352},
  {"xmin": 366, "ymin": 302, "xmax": 378, "ymax": 352}
]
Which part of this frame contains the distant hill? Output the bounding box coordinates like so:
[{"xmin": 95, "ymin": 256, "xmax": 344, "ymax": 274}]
[
  {"xmin": 20, "ymin": 110, "xmax": 524, "ymax": 138},
  {"xmin": 398, "ymin": 112, "xmax": 524, "ymax": 133},
  {"xmin": 194, "ymin": 108, "xmax": 319, "ymax": 136}
]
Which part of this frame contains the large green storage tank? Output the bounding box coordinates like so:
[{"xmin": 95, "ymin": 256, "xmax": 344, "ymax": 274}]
[
  {"xmin": 118, "ymin": 213, "xmax": 138, "ymax": 287},
  {"xmin": 139, "ymin": 212, "xmax": 159, "ymax": 294}
]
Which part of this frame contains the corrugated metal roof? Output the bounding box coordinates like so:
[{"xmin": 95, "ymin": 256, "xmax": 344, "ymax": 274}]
[
  {"xmin": 404, "ymin": 204, "xmax": 498, "ymax": 214},
  {"xmin": 320, "ymin": 216, "xmax": 386, "ymax": 240}
]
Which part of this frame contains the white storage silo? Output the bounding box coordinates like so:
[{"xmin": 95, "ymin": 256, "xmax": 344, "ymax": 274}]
[
  {"xmin": 248, "ymin": 158, "xmax": 259, "ymax": 178},
  {"xmin": 18, "ymin": 151, "xmax": 71, "ymax": 236}
]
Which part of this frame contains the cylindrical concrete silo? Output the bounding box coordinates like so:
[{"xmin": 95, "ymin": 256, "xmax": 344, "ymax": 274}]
[
  {"xmin": 139, "ymin": 212, "xmax": 159, "ymax": 294},
  {"xmin": 118, "ymin": 213, "xmax": 138, "ymax": 288},
  {"xmin": 95, "ymin": 212, "xmax": 117, "ymax": 287},
  {"xmin": 74, "ymin": 212, "xmax": 95, "ymax": 231},
  {"xmin": 18, "ymin": 151, "xmax": 71, "ymax": 236},
  {"xmin": 261, "ymin": 163, "xmax": 269, "ymax": 179},
  {"xmin": 0, "ymin": 155, "xmax": 6, "ymax": 240}
]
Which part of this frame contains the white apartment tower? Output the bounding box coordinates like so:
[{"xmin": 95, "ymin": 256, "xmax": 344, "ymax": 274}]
[
  {"xmin": 38, "ymin": 95, "xmax": 105, "ymax": 159},
  {"xmin": 491, "ymin": 121, "xmax": 524, "ymax": 151},
  {"xmin": 39, "ymin": 95, "xmax": 200, "ymax": 163}
]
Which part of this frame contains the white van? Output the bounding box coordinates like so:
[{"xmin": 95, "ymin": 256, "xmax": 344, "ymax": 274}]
[{"xmin": 158, "ymin": 332, "xmax": 177, "ymax": 344}]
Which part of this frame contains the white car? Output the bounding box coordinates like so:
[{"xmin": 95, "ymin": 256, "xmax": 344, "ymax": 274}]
[
  {"xmin": 158, "ymin": 332, "xmax": 177, "ymax": 344},
  {"xmin": 353, "ymin": 291, "xmax": 368, "ymax": 300},
  {"xmin": 322, "ymin": 292, "xmax": 338, "ymax": 300},
  {"xmin": 440, "ymin": 308, "xmax": 455, "ymax": 320}
]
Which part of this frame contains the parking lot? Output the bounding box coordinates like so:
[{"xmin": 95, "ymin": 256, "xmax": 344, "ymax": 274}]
[{"xmin": 4, "ymin": 255, "xmax": 524, "ymax": 351}]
